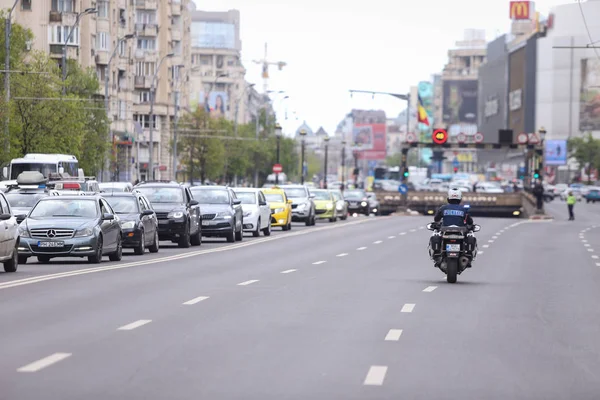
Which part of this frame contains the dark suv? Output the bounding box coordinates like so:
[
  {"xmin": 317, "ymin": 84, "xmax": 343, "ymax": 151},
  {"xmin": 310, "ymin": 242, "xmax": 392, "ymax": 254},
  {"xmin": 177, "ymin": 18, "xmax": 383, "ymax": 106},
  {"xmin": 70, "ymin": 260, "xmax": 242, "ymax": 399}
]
[
  {"xmin": 190, "ymin": 186, "xmax": 244, "ymax": 243},
  {"xmin": 134, "ymin": 182, "xmax": 202, "ymax": 248}
]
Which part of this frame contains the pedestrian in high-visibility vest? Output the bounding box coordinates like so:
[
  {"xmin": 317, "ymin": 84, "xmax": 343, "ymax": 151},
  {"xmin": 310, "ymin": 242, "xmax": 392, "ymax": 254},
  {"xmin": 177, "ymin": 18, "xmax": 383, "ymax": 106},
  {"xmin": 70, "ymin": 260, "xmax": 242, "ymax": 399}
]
[{"xmin": 567, "ymin": 191, "xmax": 576, "ymax": 220}]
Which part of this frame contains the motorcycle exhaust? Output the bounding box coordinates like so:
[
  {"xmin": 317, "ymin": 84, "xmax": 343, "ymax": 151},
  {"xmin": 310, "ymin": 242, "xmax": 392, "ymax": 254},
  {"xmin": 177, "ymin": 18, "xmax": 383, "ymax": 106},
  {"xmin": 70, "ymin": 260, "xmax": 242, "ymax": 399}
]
[{"xmin": 460, "ymin": 256, "xmax": 470, "ymax": 269}]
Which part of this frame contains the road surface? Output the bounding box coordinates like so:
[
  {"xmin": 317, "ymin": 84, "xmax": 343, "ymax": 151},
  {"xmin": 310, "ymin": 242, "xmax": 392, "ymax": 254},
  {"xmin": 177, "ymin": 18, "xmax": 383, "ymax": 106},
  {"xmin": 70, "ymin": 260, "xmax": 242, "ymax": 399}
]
[{"xmin": 1, "ymin": 209, "xmax": 600, "ymax": 399}]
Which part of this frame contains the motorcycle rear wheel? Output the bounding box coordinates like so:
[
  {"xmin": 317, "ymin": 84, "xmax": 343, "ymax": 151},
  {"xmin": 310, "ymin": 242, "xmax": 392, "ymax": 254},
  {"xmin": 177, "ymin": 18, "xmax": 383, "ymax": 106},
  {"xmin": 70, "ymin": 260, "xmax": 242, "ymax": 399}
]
[{"xmin": 446, "ymin": 258, "xmax": 458, "ymax": 283}]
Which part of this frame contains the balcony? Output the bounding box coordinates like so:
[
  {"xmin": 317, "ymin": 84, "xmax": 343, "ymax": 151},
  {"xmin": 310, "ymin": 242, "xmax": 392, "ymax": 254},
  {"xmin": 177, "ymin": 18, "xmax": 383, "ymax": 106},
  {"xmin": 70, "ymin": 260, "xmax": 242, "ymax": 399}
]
[
  {"xmin": 135, "ymin": 23, "xmax": 158, "ymax": 36},
  {"xmin": 134, "ymin": 75, "xmax": 152, "ymax": 89},
  {"xmin": 171, "ymin": 2, "xmax": 181, "ymax": 15},
  {"xmin": 134, "ymin": 49, "xmax": 157, "ymax": 61},
  {"xmin": 49, "ymin": 11, "xmax": 77, "ymax": 25},
  {"xmin": 95, "ymin": 50, "xmax": 109, "ymax": 65},
  {"xmin": 136, "ymin": 0, "xmax": 157, "ymax": 10},
  {"xmin": 170, "ymin": 28, "xmax": 181, "ymax": 41}
]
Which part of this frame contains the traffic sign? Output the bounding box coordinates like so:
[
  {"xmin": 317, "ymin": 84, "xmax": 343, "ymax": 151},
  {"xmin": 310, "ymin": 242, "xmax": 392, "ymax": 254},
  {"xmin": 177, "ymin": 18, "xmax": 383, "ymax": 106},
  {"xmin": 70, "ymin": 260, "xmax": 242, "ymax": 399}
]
[
  {"xmin": 406, "ymin": 132, "xmax": 417, "ymax": 143},
  {"xmin": 474, "ymin": 132, "xmax": 484, "ymax": 143},
  {"xmin": 457, "ymin": 133, "xmax": 466, "ymax": 143},
  {"xmin": 272, "ymin": 163, "xmax": 283, "ymax": 173},
  {"xmin": 432, "ymin": 129, "xmax": 448, "ymax": 144},
  {"xmin": 517, "ymin": 132, "xmax": 528, "ymax": 144},
  {"xmin": 398, "ymin": 184, "xmax": 408, "ymax": 194},
  {"xmin": 528, "ymin": 133, "xmax": 540, "ymax": 144}
]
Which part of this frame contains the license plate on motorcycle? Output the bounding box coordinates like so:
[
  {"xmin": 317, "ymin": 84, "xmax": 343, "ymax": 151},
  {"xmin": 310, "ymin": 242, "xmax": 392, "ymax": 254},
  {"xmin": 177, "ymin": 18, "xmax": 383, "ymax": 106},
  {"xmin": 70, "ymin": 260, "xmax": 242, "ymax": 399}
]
[{"xmin": 446, "ymin": 244, "xmax": 461, "ymax": 252}]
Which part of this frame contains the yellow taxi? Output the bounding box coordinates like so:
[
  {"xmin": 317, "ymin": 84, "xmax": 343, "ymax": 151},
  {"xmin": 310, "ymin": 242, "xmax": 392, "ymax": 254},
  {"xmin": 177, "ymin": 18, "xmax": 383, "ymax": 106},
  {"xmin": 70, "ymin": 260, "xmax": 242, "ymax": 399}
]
[{"xmin": 261, "ymin": 186, "xmax": 293, "ymax": 231}]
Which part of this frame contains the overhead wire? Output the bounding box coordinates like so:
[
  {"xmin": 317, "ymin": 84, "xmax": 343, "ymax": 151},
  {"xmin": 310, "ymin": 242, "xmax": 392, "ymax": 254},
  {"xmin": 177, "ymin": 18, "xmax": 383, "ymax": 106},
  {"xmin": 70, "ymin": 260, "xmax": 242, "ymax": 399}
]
[{"xmin": 577, "ymin": 0, "xmax": 600, "ymax": 59}]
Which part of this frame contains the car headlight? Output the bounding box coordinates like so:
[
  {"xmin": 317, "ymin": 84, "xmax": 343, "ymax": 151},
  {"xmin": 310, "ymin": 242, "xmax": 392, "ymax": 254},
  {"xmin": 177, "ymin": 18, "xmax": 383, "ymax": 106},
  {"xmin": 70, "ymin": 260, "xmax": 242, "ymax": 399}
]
[
  {"xmin": 168, "ymin": 211, "xmax": 184, "ymax": 219},
  {"xmin": 361, "ymin": 201, "xmax": 368, "ymax": 207},
  {"xmin": 326, "ymin": 203, "xmax": 333, "ymax": 210},
  {"xmin": 274, "ymin": 207, "xmax": 285, "ymax": 214},
  {"xmin": 336, "ymin": 203, "xmax": 344, "ymax": 210},
  {"xmin": 296, "ymin": 203, "xmax": 306, "ymax": 211},
  {"xmin": 74, "ymin": 227, "xmax": 93, "ymax": 238},
  {"xmin": 216, "ymin": 212, "xmax": 232, "ymax": 219},
  {"xmin": 121, "ymin": 221, "xmax": 136, "ymax": 229},
  {"xmin": 18, "ymin": 225, "xmax": 30, "ymax": 238}
]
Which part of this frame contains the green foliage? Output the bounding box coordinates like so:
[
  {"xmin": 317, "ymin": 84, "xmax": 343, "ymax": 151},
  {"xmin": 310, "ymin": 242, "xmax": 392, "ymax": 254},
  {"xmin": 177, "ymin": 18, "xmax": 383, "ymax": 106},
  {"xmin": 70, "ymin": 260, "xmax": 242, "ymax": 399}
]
[
  {"xmin": 0, "ymin": 12, "xmax": 34, "ymax": 89},
  {"xmin": 568, "ymin": 133, "xmax": 600, "ymax": 183}
]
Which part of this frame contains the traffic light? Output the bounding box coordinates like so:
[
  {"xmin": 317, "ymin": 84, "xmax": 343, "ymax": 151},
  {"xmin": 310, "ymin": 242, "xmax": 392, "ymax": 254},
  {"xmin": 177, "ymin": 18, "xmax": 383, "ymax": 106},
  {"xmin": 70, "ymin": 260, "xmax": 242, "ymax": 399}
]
[
  {"xmin": 403, "ymin": 168, "xmax": 409, "ymax": 178},
  {"xmin": 533, "ymin": 169, "xmax": 540, "ymax": 179}
]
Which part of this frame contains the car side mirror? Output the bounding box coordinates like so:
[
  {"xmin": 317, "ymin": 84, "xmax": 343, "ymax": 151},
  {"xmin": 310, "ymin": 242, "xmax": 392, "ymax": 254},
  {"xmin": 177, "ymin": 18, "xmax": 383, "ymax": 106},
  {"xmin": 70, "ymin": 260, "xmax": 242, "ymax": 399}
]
[
  {"xmin": 287, "ymin": 199, "xmax": 293, "ymax": 204},
  {"xmin": 142, "ymin": 209, "xmax": 154, "ymax": 216},
  {"xmin": 102, "ymin": 213, "xmax": 115, "ymax": 221},
  {"xmin": 309, "ymin": 194, "xmax": 315, "ymax": 198},
  {"xmin": 472, "ymin": 224, "xmax": 481, "ymax": 232},
  {"xmin": 189, "ymin": 199, "xmax": 199, "ymax": 206},
  {"xmin": 426, "ymin": 223, "xmax": 435, "ymax": 231},
  {"xmin": 233, "ymin": 199, "xmax": 242, "ymax": 205},
  {"xmin": 259, "ymin": 201, "xmax": 267, "ymax": 206},
  {"xmin": 0, "ymin": 213, "xmax": 11, "ymax": 221}
]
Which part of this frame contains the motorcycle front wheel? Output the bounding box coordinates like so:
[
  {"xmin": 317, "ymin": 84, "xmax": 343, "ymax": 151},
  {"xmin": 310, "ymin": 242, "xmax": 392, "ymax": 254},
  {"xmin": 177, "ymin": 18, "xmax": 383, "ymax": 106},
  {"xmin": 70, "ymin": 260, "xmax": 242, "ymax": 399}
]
[{"xmin": 446, "ymin": 258, "xmax": 458, "ymax": 283}]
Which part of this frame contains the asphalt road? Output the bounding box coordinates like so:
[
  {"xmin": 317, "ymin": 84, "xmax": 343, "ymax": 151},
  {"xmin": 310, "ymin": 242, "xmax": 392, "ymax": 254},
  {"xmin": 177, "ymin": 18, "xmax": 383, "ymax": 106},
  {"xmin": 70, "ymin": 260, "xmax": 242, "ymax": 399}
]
[{"xmin": 1, "ymin": 210, "xmax": 600, "ymax": 399}]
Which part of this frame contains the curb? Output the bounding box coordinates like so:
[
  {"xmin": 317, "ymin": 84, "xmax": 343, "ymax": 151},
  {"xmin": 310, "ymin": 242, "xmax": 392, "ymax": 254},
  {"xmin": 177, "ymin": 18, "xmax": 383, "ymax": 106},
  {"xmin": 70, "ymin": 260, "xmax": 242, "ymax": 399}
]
[{"xmin": 529, "ymin": 215, "xmax": 554, "ymax": 220}]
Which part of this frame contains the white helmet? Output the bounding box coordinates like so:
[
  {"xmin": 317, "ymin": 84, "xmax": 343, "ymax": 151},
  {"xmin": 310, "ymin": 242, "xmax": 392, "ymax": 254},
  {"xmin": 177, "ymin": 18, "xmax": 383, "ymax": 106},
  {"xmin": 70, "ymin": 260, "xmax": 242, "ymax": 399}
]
[{"xmin": 447, "ymin": 187, "xmax": 462, "ymax": 202}]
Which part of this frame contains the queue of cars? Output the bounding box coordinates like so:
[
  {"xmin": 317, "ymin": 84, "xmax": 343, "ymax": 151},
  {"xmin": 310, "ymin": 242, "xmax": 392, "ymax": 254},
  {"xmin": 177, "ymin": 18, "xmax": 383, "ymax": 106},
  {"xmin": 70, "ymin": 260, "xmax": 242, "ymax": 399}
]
[{"xmin": 0, "ymin": 175, "xmax": 382, "ymax": 273}]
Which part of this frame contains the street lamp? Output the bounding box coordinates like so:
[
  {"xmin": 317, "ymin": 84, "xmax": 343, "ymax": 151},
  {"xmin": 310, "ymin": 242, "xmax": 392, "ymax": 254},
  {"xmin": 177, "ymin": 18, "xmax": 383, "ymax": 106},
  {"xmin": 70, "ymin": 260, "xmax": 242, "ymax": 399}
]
[
  {"xmin": 299, "ymin": 128, "xmax": 307, "ymax": 184},
  {"xmin": 172, "ymin": 63, "xmax": 185, "ymax": 182},
  {"xmin": 341, "ymin": 140, "xmax": 346, "ymax": 192},
  {"xmin": 323, "ymin": 136, "xmax": 330, "ymax": 188},
  {"xmin": 103, "ymin": 33, "xmax": 135, "ymax": 182},
  {"xmin": 352, "ymin": 143, "xmax": 361, "ymax": 187},
  {"xmin": 148, "ymin": 52, "xmax": 174, "ymax": 180},
  {"xmin": 4, "ymin": 0, "xmax": 20, "ymax": 158},
  {"xmin": 275, "ymin": 123, "xmax": 283, "ymax": 184},
  {"xmin": 62, "ymin": 7, "xmax": 97, "ymax": 94}
]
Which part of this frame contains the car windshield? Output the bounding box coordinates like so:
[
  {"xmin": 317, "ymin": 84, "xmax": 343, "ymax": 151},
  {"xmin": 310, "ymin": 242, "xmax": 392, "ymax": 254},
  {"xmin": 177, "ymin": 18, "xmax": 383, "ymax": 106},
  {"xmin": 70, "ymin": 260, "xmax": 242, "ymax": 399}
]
[
  {"xmin": 331, "ymin": 192, "xmax": 341, "ymax": 201},
  {"xmin": 284, "ymin": 188, "xmax": 307, "ymax": 198},
  {"xmin": 191, "ymin": 189, "xmax": 230, "ymax": 204},
  {"xmin": 29, "ymin": 199, "xmax": 98, "ymax": 218},
  {"xmin": 5, "ymin": 193, "xmax": 45, "ymax": 208},
  {"xmin": 264, "ymin": 193, "xmax": 284, "ymax": 203},
  {"xmin": 136, "ymin": 187, "xmax": 184, "ymax": 203},
  {"xmin": 104, "ymin": 196, "xmax": 139, "ymax": 214},
  {"xmin": 235, "ymin": 192, "xmax": 256, "ymax": 205},
  {"xmin": 312, "ymin": 191, "xmax": 331, "ymax": 200},
  {"xmin": 100, "ymin": 183, "xmax": 129, "ymax": 192},
  {"xmin": 345, "ymin": 191, "xmax": 365, "ymax": 199}
]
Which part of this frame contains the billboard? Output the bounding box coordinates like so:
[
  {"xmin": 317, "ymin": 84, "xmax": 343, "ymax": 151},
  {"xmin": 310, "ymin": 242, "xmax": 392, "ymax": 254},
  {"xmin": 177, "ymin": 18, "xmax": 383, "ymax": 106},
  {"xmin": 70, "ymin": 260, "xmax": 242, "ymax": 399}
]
[
  {"xmin": 194, "ymin": 91, "xmax": 229, "ymax": 119},
  {"xmin": 442, "ymin": 80, "xmax": 478, "ymax": 136},
  {"xmin": 579, "ymin": 59, "xmax": 600, "ymax": 131},
  {"xmin": 351, "ymin": 109, "xmax": 387, "ymax": 160},
  {"xmin": 509, "ymin": 1, "xmax": 533, "ymax": 20},
  {"xmin": 545, "ymin": 140, "xmax": 567, "ymax": 165},
  {"xmin": 508, "ymin": 47, "xmax": 526, "ymax": 136},
  {"xmin": 352, "ymin": 125, "xmax": 373, "ymax": 150}
]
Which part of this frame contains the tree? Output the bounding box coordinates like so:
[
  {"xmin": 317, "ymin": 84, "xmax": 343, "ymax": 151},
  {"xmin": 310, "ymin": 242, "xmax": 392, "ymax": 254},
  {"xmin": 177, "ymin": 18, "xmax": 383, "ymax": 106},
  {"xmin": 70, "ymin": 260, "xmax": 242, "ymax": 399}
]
[
  {"xmin": 0, "ymin": 12, "xmax": 34, "ymax": 92},
  {"xmin": 569, "ymin": 133, "xmax": 600, "ymax": 183}
]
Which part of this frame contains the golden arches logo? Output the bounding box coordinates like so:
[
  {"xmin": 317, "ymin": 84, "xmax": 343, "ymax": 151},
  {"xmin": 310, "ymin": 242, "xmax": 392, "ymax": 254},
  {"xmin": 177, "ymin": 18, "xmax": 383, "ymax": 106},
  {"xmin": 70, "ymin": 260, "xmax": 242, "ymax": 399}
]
[{"xmin": 510, "ymin": 1, "xmax": 530, "ymax": 20}]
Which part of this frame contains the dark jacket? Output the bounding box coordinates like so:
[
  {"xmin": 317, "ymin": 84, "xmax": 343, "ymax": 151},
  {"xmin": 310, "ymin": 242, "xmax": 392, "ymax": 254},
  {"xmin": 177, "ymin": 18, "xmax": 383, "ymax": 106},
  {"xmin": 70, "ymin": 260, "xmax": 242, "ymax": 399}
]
[{"xmin": 434, "ymin": 204, "xmax": 474, "ymax": 226}]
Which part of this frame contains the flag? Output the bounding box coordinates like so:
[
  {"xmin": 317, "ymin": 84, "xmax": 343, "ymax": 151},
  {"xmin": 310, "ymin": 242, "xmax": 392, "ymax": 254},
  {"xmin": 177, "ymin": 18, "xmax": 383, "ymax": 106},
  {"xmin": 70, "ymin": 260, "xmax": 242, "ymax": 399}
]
[{"xmin": 417, "ymin": 94, "xmax": 429, "ymax": 126}]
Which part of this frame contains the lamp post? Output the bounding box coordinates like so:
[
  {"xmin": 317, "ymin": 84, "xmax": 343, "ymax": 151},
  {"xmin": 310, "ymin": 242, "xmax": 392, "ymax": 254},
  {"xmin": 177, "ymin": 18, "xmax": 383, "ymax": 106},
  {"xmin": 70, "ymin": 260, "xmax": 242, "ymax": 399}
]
[
  {"xmin": 148, "ymin": 52, "xmax": 174, "ymax": 180},
  {"xmin": 103, "ymin": 33, "xmax": 134, "ymax": 182},
  {"xmin": 275, "ymin": 123, "xmax": 282, "ymax": 184},
  {"xmin": 299, "ymin": 128, "xmax": 307, "ymax": 184},
  {"xmin": 62, "ymin": 7, "xmax": 96, "ymax": 95},
  {"xmin": 172, "ymin": 64, "xmax": 184, "ymax": 182},
  {"xmin": 538, "ymin": 126, "xmax": 547, "ymax": 181},
  {"xmin": 323, "ymin": 136, "xmax": 330, "ymax": 188},
  {"xmin": 341, "ymin": 140, "xmax": 346, "ymax": 192},
  {"xmin": 4, "ymin": 0, "xmax": 20, "ymax": 159}
]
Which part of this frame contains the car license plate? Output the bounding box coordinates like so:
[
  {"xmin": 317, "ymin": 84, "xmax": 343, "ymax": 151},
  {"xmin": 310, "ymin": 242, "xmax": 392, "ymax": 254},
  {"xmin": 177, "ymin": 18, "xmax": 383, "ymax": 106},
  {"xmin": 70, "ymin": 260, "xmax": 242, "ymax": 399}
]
[
  {"xmin": 202, "ymin": 220, "xmax": 210, "ymax": 226},
  {"xmin": 38, "ymin": 241, "xmax": 64, "ymax": 248},
  {"xmin": 446, "ymin": 244, "xmax": 461, "ymax": 252}
]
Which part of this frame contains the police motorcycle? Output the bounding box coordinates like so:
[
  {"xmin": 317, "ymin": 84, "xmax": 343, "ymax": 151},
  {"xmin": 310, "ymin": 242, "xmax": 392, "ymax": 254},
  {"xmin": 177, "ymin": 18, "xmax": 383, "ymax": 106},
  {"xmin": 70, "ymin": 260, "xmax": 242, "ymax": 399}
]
[{"xmin": 427, "ymin": 219, "xmax": 480, "ymax": 283}]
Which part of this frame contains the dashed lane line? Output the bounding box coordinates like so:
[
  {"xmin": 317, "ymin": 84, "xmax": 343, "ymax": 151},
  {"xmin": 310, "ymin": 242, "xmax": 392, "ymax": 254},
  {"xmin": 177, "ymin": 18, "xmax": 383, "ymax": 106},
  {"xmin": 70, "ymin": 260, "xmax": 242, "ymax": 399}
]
[
  {"xmin": 117, "ymin": 320, "xmax": 152, "ymax": 331},
  {"xmin": 312, "ymin": 261, "xmax": 326, "ymax": 265},
  {"xmin": 488, "ymin": 240, "xmax": 494, "ymax": 243},
  {"xmin": 401, "ymin": 303, "xmax": 415, "ymax": 313},
  {"xmin": 237, "ymin": 280, "xmax": 259, "ymax": 286},
  {"xmin": 410, "ymin": 229, "xmax": 416, "ymax": 232},
  {"xmin": 588, "ymin": 249, "xmax": 594, "ymax": 252},
  {"xmin": 336, "ymin": 253, "xmax": 348, "ymax": 257},
  {"xmin": 0, "ymin": 217, "xmax": 380, "ymax": 291},
  {"xmin": 483, "ymin": 245, "xmax": 490, "ymax": 248},
  {"xmin": 281, "ymin": 269, "xmax": 296, "ymax": 274},
  {"xmin": 478, "ymin": 251, "xmax": 484, "ymax": 255},
  {"xmin": 182, "ymin": 296, "xmax": 209, "ymax": 305},
  {"xmin": 400, "ymin": 232, "xmax": 406, "ymax": 235},
  {"xmin": 364, "ymin": 366, "xmax": 388, "ymax": 386},
  {"xmin": 373, "ymin": 240, "xmax": 382, "ymax": 244},
  {"xmin": 384, "ymin": 329, "xmax": 403, "ymax": 341},
  {"xmin": 17, "ymin": 353, "xmax": 72, "ymax": 373},
  {"xmin": 423, "ymin": 286, "xmax": 437, "ymax": 292},
  {"xmin": 357, "ymin": 247, "xmax": 367, "ymax": 251},
  {"xmin": 585, "ymin": 244, "xmax": 591, "ymax": 247},
  {"xmin": 388, "ymin": 236, "xmax": 396, "ymax": 239},
  {"xmin": 492, "ymin": 236, "xmax": 498, "ymax": 239},
  {"xmin": 596, "ymin": 263, "xmax": 600, "ymax": 267},
  {"xmin": 592, "ymin": 255, "xmax": 598, "ymax": 259}
]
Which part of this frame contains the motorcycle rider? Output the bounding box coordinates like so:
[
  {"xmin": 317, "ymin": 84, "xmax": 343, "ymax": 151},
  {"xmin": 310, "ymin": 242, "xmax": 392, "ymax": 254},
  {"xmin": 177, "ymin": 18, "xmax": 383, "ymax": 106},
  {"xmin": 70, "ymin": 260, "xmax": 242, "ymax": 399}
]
[{"xmin": 429, "ymin": 188, "xmax": 477, "ymax": 266}]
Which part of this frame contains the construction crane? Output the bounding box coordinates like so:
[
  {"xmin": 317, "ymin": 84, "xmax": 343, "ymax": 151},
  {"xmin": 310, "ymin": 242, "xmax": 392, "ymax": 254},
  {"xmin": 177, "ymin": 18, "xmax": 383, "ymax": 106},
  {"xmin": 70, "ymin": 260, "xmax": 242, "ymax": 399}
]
[{"xmin": 253, "ymin": 43, "xmax": 287, "ymax": 93}]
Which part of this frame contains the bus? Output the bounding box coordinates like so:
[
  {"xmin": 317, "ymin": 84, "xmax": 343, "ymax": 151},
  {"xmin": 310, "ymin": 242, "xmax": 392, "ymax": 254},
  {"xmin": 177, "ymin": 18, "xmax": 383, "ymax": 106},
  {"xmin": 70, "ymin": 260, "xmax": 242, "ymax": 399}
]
[{"xmin": 2, "ymin": 154, "xmax": 79, "ymax": 181}]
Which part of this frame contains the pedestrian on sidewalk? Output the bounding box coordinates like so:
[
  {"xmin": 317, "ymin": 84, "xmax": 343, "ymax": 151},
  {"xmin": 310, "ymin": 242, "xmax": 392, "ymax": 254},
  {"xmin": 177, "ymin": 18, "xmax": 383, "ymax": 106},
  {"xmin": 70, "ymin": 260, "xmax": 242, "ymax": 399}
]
[{"xmin": 567, "ymin": 191, "xmax": 576, "ymax": 220}]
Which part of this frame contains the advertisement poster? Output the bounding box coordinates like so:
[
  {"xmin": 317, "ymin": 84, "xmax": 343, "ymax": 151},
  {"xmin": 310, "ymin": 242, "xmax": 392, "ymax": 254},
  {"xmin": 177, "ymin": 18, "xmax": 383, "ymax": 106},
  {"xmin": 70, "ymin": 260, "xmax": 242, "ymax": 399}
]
[
  {"xmin": 544, "ymin": 139, "xmax": 567, "ymax": 165},
  {"xmin": 194, "ymin": 91, "xmax": 228, "ymax": 119},
  {"xmin": 442, "ymin": 80, "xmax": 478, "ymax": 135},
  {"xmin": 418, "ymin": 81, "xmax": 434, "ymax": 143},
  {"xmin": 351, "ymin": 110, "xmax": 386, "ymax": 160},
  {"xmin": 352, "ymin": 125, "xmax": 373, "ymax": 150},
  {"xmin": 579, "ymin": 59, "xmax": 600, "ymax": 131}
]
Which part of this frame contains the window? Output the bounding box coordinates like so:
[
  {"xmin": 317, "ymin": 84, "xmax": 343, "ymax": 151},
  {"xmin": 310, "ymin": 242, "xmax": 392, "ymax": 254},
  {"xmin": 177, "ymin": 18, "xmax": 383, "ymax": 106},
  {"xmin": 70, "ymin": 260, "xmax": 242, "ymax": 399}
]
[
  {"xmin": 97, "ymin": 0, "xmax": 108, "ymax": 18},
  {"xmin": 191, "ymin": 21, "xmax": 235, "ymax": 48},
  {"xmin": 96, "ymin": 66, "xmax": 107, "ymax": 82},
  {"xmin": 21, "ymin": 0, "xmax": 31, "ymax": 10},
  {"xmin": 136, "ymin": 11, "xmax": 156, "ymax": 24},
  {"xmin": 134, "ymin": 114, "xmax": 157, "ymax": 129},
  {"xmin": 51, "ymin": 0, "xmax": 75, "ymax": 12},
  {"xmin": 96, "ymin": 32, "xmax": 109, "ymax": 50},
  {"xmin": 118, "ymin": 39, "xmax": 126, "ymax": 56},
  {"xmin": 172, "ymin": 40, "xmax": 181, "ymax": 56},
  {"xmin": 137, "ymin": 37, "xmax": 156, "ymax": 51},
  {"xmin": 137, "ymin": 91, "xmax": 151, "ymax": 103},
  {"xmin": 118, "ymin": 100, "xmax": 126, "ymax": 120},
  {"xmin": 172, "ymin": 15, "xmax": 182, "ymax": 28},
  {"xmin": 200, "ymin": 55, "xmax": 211, "ymax": 65},
  {"xmin": 48, "ymin": 26, "xmax": 79, "ymax": 45},
  {"xmin": 135, "ymin": 61, "xmax": 155, "ymax": 76}
]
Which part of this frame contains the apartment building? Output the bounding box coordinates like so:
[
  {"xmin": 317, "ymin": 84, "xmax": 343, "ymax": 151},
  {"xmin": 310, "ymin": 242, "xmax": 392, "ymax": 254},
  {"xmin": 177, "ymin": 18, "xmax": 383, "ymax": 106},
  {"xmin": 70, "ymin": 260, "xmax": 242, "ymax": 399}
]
[{"xmin": 2, "ymin": 0, "xmax": 191, "ymax": 181}]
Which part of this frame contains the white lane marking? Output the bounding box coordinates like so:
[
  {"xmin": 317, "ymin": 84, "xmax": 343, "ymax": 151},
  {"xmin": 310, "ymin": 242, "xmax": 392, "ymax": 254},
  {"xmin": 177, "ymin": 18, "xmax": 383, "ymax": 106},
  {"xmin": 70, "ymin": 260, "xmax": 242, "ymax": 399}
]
[
  {"xmin": 384, "ymin": 329, "xmax": 403, "ymax": 341},
  {"xmin": 357, "ymin": 247, "xmax": 367, "ymax": 251},
  {"xmin": 488, "ymin": 240, "xmax": 494, "ymax": 243},
  {"xmin": 401, "ymin": 303, "xmax": 415, "ymax": 313},
  {"xmin": 312, "ymin": 261, "xmax": 326, "ymax": 265},
  {"xmin": 117, "ymin": 320, "xmax": 152, "ymax": 331},
  {"xmin": 483, "ymin": 245, "xmax": 490, "ymax": 248},
  {"xmin": 582, "ymin": 239, "xmax": 587, "ymax": 242},
  {"xmin": 478, "ymin": 251, "xmax": 484, "ymax": 255},
  {"xmin": 419, "ymin": 226, "xmax": 425, "ymax": 229},
  {"xmin": 585, "ymin": 244, "xmax": 590, "ymax": 247},
  {"xmin": 374, "ymin": 240, "xmax": 382, "ymax": 244},
  {"xmin": 423, "ymin": 286, "xmax": 437, "ymax": 292},
  {"xmin": 17, "ymin": 353, "xmax": 72, "ymax": 373},
  {"xmin": 281, "ymin": 269, "xmax": 296, "ymax": 274},
  {"xmin": 336, "ymin": 253, "xmax": 348, "ymax": 257},
  {"xmin": 496, "ymin": 232, "xmax": 502, "ymax": 235},
  {"xmin": 364, "ymin": 366, "xmax": 388, "ymax": 386},
  {"xmin": 0, "ymin": 217, "xmax": 379, "ymax": 291},
  {"xmin": 492, "ymin": 236, "xmax": 498, "ymax": 239},
  {"xmin": 410, "ymin": 229, "xmax": 416, "ymax": 232},
  {"xmin": 592, "ymin": 255, "xmax": 599, "ymax": 259},
  {"xmin": 400, "ymin": 232, "xmax": 406, "ymax": 235},
  {"xmin": 237, "ymin": 280, "xmax": 259, "ymax": 286},
  {"xmin": 388, "ymin": 236, "xmax": 396, "ymax": 239},
  {"xmin": 597, "ymin": 263, "xmax": 600, "ymax": 267},
  {"xmin": 182, "ymin": 296, "xmax": 209, "ymax": 305},
  {"xmin": 588, "ymin": 249, "xmax": 594, "ymax": 252}
]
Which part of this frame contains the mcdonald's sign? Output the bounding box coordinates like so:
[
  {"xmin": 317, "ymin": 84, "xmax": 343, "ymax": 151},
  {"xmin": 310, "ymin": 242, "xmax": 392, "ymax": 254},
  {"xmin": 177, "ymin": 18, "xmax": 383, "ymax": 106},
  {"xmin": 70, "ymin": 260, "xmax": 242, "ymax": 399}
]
[{"xmin": 509, "ymin": 1, "xmax": 531, "ymax": 20}]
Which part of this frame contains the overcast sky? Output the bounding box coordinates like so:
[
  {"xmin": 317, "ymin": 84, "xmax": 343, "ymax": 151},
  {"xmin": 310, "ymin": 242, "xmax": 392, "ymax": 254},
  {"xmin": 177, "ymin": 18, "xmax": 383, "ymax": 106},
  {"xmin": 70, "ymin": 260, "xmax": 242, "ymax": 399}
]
[{"xmin": 195, "ymin": 0, "xmax": 566, "ymax": 136}]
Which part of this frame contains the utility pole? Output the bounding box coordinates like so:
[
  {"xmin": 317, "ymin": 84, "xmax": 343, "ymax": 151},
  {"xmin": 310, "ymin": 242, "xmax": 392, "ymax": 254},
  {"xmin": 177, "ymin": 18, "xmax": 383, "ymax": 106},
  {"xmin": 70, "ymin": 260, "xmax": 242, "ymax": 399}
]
[
  {"xmin": 4, "ymin": 0, "xmax": 19, "ymax": 160},
  {"xmin": 172, "ymin": 64, "xmax": 184, "ymax": 182}
]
